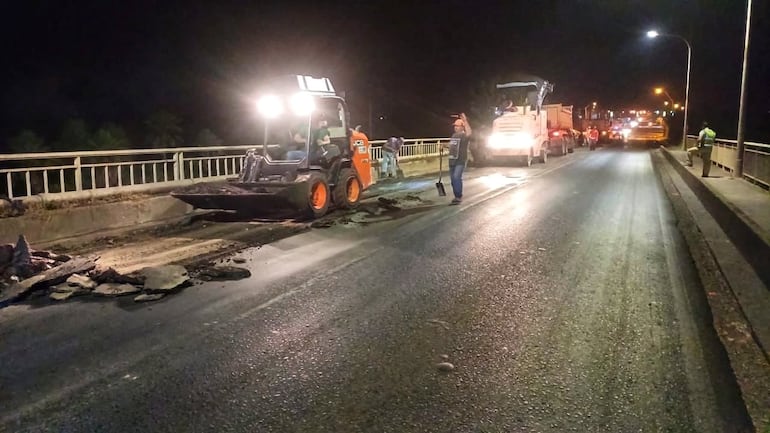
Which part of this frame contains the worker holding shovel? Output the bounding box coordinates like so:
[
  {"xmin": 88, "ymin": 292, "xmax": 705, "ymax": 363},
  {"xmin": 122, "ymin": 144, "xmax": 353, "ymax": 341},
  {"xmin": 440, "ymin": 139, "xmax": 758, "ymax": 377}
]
[
  {"xmin": 444, "ymin": 113, "xmax": 472, "ymax": 205},
  {"xmin": 381, "ymin": 136, "xmax": 404, "ymax": 179}
]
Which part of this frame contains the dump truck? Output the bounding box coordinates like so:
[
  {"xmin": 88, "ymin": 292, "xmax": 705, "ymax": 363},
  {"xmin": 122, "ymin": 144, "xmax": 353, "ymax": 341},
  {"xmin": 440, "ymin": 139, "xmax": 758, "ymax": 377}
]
[
  {"xmin": 171, "ymin": 75, "xmax": 373, "ymax": 219},
  {"xmin": 544, "ymin": 103, "xmax": 576, "ymax": 156},
  {"xmin": 472, "ymin": 76, "xmax": 553, "ymax": 167}
]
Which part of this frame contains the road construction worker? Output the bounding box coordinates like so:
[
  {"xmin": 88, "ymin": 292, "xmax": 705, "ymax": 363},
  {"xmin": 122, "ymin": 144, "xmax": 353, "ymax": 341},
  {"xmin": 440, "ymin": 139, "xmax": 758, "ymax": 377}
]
[
  {"xmin": 381, "ymin": 136, "xmax": 404, "ymax": 179},
  {"xmin": 588, "ymin": 126, "xmax": 599, "ymax": 150},
  {"xmin": 286, "ymin": 123, "xmax": 309, "ymax": 160},
  {"xmin": 446, "ymin": 113, "xmax": 472, "ymax": 205},
  {"xmin": 687, "ymin": 121, "xmax": 716, "ymax": 177}
]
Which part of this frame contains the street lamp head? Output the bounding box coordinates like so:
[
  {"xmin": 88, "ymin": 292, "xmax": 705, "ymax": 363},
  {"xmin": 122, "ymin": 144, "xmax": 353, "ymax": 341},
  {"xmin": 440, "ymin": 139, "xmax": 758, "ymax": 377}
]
[
  {"xmin": 646, "ymin": 30, "xmax": 659, "ymax": 38},
  {"xmin": 592, "ymin": 101, "xmax": 597, "ymax": 106},
  {"xmin": 664, "ymin": 101, "xmax": 669, "ymax": 106},
  {"xmin": 654, "ymin": 88, "xmax": 663, "ymax": 95}
]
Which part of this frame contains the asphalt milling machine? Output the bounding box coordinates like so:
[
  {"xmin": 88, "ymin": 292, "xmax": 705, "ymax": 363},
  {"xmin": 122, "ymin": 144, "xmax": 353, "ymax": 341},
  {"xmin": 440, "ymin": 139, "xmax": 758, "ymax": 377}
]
[{"xmin": 172, "ymin": 75, "xmax": 373, "ymax": 220}]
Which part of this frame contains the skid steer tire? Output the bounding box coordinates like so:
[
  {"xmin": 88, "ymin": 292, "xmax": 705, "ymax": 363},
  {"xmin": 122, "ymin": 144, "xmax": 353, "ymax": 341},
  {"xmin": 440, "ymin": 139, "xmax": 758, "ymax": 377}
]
[
  {"xmin": 333, "ymin": 168, "xmax": 362, "ymax": 210},
  {"xmin": 297, "ymin": 173, "xmax": 330, "ymax": 219}
]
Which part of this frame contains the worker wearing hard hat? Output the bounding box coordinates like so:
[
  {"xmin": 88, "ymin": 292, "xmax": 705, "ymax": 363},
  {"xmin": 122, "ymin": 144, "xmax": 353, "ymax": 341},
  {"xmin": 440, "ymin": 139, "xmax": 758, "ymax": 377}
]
[{"xmin": 446, "ymin": 113, "xmax": 472, "ymax": 205}]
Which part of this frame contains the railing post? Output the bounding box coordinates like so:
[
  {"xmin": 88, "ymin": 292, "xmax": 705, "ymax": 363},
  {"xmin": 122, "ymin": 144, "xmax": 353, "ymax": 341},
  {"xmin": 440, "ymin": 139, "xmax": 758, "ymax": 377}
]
[
  {"xmin": 172, "ymin": 152, "xmax": 178, "ymax": 181},
  {"xmin": 74, "ymin": 156, "xmax": 83, "ymax": 191},
  {"xmin": 172, "ymin": 151, "xmax": 185, "ymax": 180},
  {"xmin": 25, "ymin": 171, "xmax": 31, "ymax": 197}
]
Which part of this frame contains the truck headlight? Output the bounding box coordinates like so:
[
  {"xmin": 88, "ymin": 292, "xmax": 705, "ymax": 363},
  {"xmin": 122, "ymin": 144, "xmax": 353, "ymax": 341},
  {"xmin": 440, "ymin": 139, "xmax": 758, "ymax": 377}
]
[
  {"xmin": 488, "ymin": 133, "xmax": 532, "ymax": 149},
  {"xmin": 488, "ymin": 133, "xmax": 505, "ymax": 148}
]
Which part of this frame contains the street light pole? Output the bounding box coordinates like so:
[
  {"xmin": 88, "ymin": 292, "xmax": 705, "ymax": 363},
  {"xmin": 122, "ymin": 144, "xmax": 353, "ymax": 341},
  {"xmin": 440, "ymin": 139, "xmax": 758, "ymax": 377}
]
[
  {"xmin": 735, "ymin": 0, "xmax": 753, "ymax": 178},
  {"xmin": 647, "ymin": 31, "xmax": 692, "ymax": 149},
  {"xmin": 583, "ymin": 101, "xmax": 597, "ymax": 125},
  {"xmin": 683, "ymin": 37, "xmax": 692, "ymax": 150}
]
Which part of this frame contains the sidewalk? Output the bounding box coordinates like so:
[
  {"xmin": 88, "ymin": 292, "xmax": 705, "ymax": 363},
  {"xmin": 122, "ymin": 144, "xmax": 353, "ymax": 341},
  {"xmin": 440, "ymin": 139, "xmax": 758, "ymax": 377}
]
[{"xmin": 663, "ymin": 147, "xmax": 770, "ymax": 283}]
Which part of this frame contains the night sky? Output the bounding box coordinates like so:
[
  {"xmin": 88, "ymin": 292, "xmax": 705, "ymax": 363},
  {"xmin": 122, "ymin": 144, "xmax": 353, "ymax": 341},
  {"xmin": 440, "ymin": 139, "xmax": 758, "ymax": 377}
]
[{"xmin": 1, "ymin": 0, "xmax": 768, "ymax": 149}]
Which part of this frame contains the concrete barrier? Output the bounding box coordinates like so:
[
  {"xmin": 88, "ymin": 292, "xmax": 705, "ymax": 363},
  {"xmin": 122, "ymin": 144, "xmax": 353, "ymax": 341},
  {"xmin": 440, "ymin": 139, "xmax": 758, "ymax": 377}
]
[
  {"xmin": 0, "ymin": 196, "xmax": 193, "ymax": 245},
  {"xmin": 374, "ymin": 154, "xmax": 446, "ymax": 180}
]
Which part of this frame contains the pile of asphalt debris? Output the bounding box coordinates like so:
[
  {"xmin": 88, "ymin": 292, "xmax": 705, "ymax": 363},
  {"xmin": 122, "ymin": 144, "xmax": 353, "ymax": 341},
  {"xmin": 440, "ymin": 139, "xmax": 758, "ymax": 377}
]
[
  {"xmin": 0, "ymin": 235, "xmax": 252, "ymax": 309},
  {"xmin": 310, "ymin": 194, "xmax": 429, "ymax": 229}
]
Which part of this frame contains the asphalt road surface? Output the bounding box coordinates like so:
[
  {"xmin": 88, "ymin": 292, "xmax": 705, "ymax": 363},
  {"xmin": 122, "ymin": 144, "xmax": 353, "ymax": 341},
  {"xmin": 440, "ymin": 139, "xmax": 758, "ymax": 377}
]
[{"xmin": 0, "ymin": 148, "xmax": 752, "ymax": 432}]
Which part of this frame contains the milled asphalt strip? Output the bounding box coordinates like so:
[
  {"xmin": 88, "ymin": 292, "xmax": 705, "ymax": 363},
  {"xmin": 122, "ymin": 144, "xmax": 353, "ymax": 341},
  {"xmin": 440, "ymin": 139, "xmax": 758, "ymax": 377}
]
[
  {"xmin": 653, "ymin": 162, "xmax": 733, "ymax": 430},
  {"xmin": 1, "ymin": 155, "xmax": 579, "ymax": 425}
]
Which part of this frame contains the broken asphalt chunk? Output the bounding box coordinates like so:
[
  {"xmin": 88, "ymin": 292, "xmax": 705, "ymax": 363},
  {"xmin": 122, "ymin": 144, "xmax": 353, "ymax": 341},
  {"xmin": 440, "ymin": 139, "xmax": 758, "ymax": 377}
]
[
  {"xmin": 50, "ymin": 291, "xmax": 76, "ymax": 301},
  {"xmin": 198, "ymin": 266, "xmax": 251, "ymax": 281},
  {"xmin": 90, "ymin": 267, "xmax": 144, "ymax": 285},
  {"xmin": 66, "ymin": 274, "xmax": 97, "ymax": 290},
  {"xmin": 0, "ymin": 257, "xmax": 98, "ymax": 307},
  {"xmin": 0, "ymin": 244, "xmax": 13, "ymax": 267},
  {"xmin": 12, "ymin": 235, "xmax": 32, "ymax": 278},
  {"xmin": 377, "ymin": 197, "xmax": 401, "ymax": 211},
  {"xmin": 93, "ymin": 283, "xmax": 141, "ymax": 297},
  {"xmin": 134, "ymin": 293, "xmax": 165, "ymax": 302},
  {"xmin": 141, "ymin": 265, "xmax": 189, "ymax": 292}
]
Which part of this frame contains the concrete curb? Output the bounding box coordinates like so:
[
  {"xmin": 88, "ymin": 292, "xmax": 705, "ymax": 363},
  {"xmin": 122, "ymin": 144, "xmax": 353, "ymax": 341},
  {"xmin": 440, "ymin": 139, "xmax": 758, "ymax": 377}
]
[{"xmin": 660, "ymin": 146, "xmax": 770, "ymax": 289}]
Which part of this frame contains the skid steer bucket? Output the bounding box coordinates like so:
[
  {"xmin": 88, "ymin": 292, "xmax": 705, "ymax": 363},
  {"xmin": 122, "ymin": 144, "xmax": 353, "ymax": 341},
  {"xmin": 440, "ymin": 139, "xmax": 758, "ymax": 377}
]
[
  {"xmin": 172, "ymin": 168, "xmax": 333, "ymax": 219},
  {"xmin": 171, "ymin": 183, "xmax": 295, "ymax": 213}
]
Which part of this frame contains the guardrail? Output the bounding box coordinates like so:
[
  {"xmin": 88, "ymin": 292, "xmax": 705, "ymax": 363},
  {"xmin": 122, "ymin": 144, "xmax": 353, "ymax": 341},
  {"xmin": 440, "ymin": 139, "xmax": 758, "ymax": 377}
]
[
  {"xmin": 0, "ymin": 138, "xmax": 449, "ymax": 201},
  {"xmin": 685, "ymin": 135, "xmax": 770, "ymax": 190}
]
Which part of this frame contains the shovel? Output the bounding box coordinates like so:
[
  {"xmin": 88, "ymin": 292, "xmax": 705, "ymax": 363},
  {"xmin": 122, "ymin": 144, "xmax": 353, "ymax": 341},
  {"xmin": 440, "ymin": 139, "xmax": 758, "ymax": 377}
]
[
  {"xmin": 436, "ymin": 148, "xmax": 447, "ymax": 196},
  {"xmin": 395, "ymin": 157, "xmax": 405, "ymax": 179}
]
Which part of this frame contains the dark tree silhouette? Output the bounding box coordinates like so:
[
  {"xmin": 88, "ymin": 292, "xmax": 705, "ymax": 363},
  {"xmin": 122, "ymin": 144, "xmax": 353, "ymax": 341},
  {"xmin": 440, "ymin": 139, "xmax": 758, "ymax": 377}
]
[{"xmin": 145, "ymin": 111, "xmax": 184, "ymax": 149}]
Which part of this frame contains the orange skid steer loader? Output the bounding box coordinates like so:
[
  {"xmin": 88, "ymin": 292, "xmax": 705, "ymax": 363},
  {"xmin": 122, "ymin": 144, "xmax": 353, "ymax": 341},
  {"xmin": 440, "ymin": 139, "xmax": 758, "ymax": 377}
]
[{"xmin": 171, "ymin": 75, "xmax": 373, "ymax": 219}]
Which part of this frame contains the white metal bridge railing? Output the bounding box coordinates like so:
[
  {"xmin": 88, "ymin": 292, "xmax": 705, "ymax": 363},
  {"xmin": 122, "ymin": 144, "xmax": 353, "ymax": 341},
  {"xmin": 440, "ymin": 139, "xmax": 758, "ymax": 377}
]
[
  {"xmin": 0, "ymin": 138, "xmax": 450, "ymax": 201},
  {"xmin": 685, "ymin": 135, "xmax": 770, "ymax": 190}
]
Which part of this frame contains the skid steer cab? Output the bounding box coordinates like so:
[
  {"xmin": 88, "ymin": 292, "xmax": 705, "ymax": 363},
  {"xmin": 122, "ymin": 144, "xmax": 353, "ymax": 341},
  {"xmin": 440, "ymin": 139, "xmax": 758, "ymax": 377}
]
[{"xmin": 172, "ymin": 75, "xmax": 373, "ymax": 219}]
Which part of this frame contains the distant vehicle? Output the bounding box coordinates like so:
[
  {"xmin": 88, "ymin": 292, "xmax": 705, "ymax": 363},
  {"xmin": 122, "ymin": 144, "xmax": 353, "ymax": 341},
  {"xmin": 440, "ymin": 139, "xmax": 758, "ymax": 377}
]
[
  {"xmin": 544, "ymin": 103, "xmax": 576, "ymax": 155},
  {"xmin": 172, "ymin": 75, "xmax": 373, "ymax": 219},
  {"xmin": 607, "ymin": 119, "xmax": 627, "ymax": 146},
  {"xmin": 618, "ymin": 113, "xmax": 669, "ymax": 148},
  {"xmin": 472, "ymin": 76, "xmax": 553, "ymax": 167}
]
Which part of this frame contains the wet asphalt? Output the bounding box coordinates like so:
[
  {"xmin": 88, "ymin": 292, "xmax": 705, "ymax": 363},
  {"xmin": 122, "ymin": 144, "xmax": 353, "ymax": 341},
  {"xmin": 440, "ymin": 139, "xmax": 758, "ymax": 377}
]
[{"xmin": 0, "ymin": 148, "xmax": 752, "ymax": 432}]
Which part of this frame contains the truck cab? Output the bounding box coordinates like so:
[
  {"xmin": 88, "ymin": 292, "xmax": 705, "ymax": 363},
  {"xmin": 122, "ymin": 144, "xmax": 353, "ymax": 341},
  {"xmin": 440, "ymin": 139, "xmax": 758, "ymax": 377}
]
[{"xmin": 474, "ymin": 77, "xmax": 554, "ymax": 167}]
